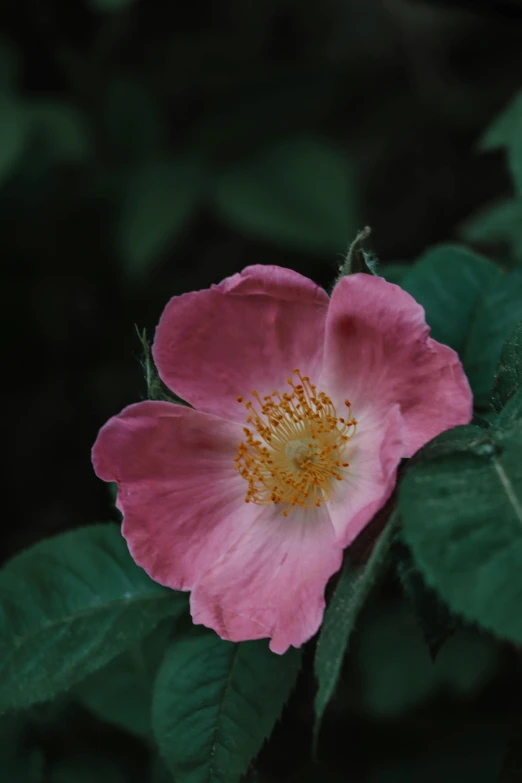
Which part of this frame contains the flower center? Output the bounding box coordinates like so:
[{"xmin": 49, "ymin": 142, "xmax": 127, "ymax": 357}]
[{"xmin": 234, "ymin": 369, "xmax": 357, "ymax": 516}]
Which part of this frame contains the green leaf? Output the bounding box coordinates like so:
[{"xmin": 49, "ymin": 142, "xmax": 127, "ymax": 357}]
[
  {"xmin": 0, "ymin": 524, "xmax": 186, "ymax": 711},
  {"xmin": 509, "ymin": 140, "xmax": 522, "ymax": 197},
  {"xmin": 108, "ymin": 481, "xmax": 119, "ymax": 508},
  {"xmin": 212, "ymin": 136, "xmax": 358, "ymax": 255},
  {"xmin": 0, "ymin": 96, "xmax": 27, "ymax": 186},
  {"xmin": 152, "ymin": 631, "xmax": 301, "ymax": 783},
  {"xmin": 150, "ymin": 757, "xmax": 175, "ymax": 783},
  {"xmin": 379, "ymin": 263, "xmax": 410, "ymax": 284},
  {"xmin": 492, "ymin": 320, "xmax": 522, "ymax": 413},
  {"xmin": 394, "ymin": 538, "xmax": 456, "ymax": 660},
  {"xmin": 479, "ymin": 91, "xmax": 522, "ymax": 152},
  {"xmin": 313, "ymin": 514, "xmax": 397, "ymax": 749},
  {"xmin": 400, "ymin": 424, "xmax": 522, "ymax": 647},
  {"xmin": 497, "ymin": 388, "xmax": 522, "ymax": 429},
  {"xmin": 400, "ymin": 244, "xmax": 499, "ymax": 355},
  {"xmin": 74, "ymin": 619, "xmax": 172, "ymax": 738},
  {"xmin": 460, "ymin": 199, "xmax": 522, "ymax": 262},
  {"xmin": 26, "ymin": 102, "xmax": 90, "ymax": 163},
  {"xmin": 435, "ymin": 626, "xmax": 500, "ymax": 697},
  {"xmin": 136, "ymin": 326, "xmax": 182, "ymax": 404},
  {"xmin": 118, "ymin": 158, "xmax": 205, "ymax": 282},
  {"xmin": 0, "ymin": 714, "xmax": 44, "ymax": 782},
  {"xmin": 401, "ymin": 245, "xmax": 522, "ymax": 406},
  {"xmin": 50, "ymin": 756, "xmax": 127, "ymax": 783},
  {"xmin": 413, "ymin": 423, "xmax": 490, "ymax": 462},
  {"xmin": 478, "ymin": 92, "xmax": 522, "ymax": 196},
  {"xmin": 464, "ymin": 268, "xmax": 522, "ymax": 405}
]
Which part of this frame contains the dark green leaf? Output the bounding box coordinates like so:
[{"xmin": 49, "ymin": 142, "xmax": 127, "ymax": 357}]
[
  {"xmin": 379, "ymin": 263, "xmax": 410, "ymax": 284},
  {"xmin": 461, "ymin": 199, "xmax": 522, "ymax": 262},
  {"xmin": 400, "ymin": 424, "xmax": 522, "ymax": 646},
  {"xmin": 465, "ymin": 268, "xmax": 522, "ymax": 405},
  {"xmin": 497, "ymin": 388, "xmax": 522, "ymax": 429},
  {"xmin": 472, "ymin": 413, "xmax": 493, "ymax": 429},
  {"xmin": 74, "ymin": 620, "xmax": 172, "ymax": 738},
  {"xmin": 510, "ymin": 140, "xmax": 522, "ymax": 196},
  {"xmin": 478, "ymin": 92, "xmax": 522, "ymax": 198},
  {"xmin": 26, "ymin": 102, "xmax": 90, "ymax": 163},
  {"xmin": 412, "ymin": 424, "xmax": 486, "ymax": 462},
  {"xmin": 479, "ymin": 91, "xmax": 522, "ymax": 152},
  {"xmin": 400, "ymin": 244, "xmax": 499, "ymax": 355},
  {"xmin": 118, "ymin": 158, "xmax": 205, "ymax": 282},
  {"xmin": 152, "ymin": 631, "xmax": 301, "ymax": 783},
  {"xmin": 394, "ymin": 538, "xmax": 456, "ymax": 660},
  {"xmin": 401, "ymin": 245, "xmax": 522, "ymax": 406},
  {"xmin": 416, "ymin": 424, "xmax": 490, "ymax": 467},
  {"xmin": 492, "ymin": 320, "xmax": 522, "ymax": 413},
  {"xmin": 435, "ymin": 627, "xmax": 500, "ymax": 697},
  {"xmin": 136, "ymin": 326, "xmax": 182, "ymax": 404},
  {"xmin": 108, "ymin": 481, "xmax": 119, "ymax": 508},
  {"xmin": 0, "ymin": 524, "xmax": 187, "ymax": 711},
  {"xmin": 313, "ymin": 514, "xmax": 397, "ymax": 749},
  {"xmin": 150, "ymin": 757, "xmax": 175, "ymax": 783},
  {"xmin": 212, "ymin": 136, "xmax": 358, "ymax": 255}
]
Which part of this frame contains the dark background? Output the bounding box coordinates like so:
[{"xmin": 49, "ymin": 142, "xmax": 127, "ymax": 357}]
[
  {"xmin": 2, "ymin": 1, "xmax": 522, "ymax": 780},
  {"xmin": 3, "ymin": 0, "xmax": 521, "ymax": 561}
]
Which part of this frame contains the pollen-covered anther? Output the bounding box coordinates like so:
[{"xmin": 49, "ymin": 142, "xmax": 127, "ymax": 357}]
[{"xmin": 234, "ymin": 370, "xmax": 357, "ymax": 516}]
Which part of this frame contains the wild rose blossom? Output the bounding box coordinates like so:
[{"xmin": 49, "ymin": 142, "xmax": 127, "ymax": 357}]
[{"xmin": 92, "ymin": 265, "xmax": 472, "ymax": 653}]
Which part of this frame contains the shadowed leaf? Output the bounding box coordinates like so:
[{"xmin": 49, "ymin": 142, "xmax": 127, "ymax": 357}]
[
  {"xmin": 0, "ymin": 524, "xmax": 186, "ymax": 710},
  {"xmin": 152, "ymin": 631, "xmax": 301, "ymax": 783}
]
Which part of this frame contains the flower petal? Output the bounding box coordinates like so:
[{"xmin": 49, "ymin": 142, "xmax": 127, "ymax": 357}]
[
  {"xmin": 92, "ymin": 401, "xmax": 257, "ymax": 590},
  {"xmin": 321, "ymin": 274, "xmax": 473, "ymax": 457},
  {"xmin": 153, "ymin": 265, "xmax": 329, "ymax": 423},
  {"xmin": 326, "ymin": 404, "xmax": 403, "ymax": 547},
  {"xmin": 190, "ymin": 505, "xmax": 342, "ymax": 654}
]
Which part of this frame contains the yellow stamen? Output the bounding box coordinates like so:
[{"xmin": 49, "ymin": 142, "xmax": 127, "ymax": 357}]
[{"xmin": 234, "ymin": 370, "xmax": 357, "ymax": 516}]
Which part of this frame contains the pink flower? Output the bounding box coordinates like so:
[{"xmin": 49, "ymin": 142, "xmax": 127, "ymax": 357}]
[{"xmin": 92, "ymin": 266, "xmax": 472, "ymax": 654}]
